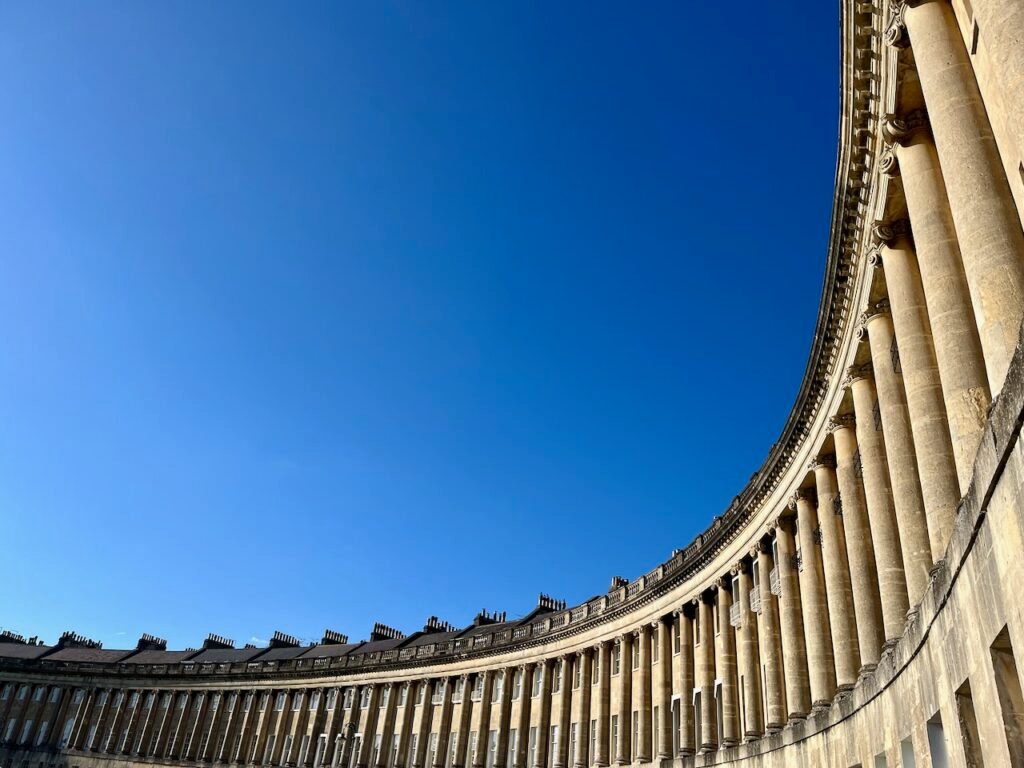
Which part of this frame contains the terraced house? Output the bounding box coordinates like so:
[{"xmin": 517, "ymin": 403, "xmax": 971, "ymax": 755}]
[{"xmin": 4, "ymin": 0, "xmax": 1024, "ymax": 765}]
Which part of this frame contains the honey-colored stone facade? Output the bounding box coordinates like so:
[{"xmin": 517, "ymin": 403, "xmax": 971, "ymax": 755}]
[{"xmin": 3, "ymin": 0, "xmax": 1024, "ymax": 766}]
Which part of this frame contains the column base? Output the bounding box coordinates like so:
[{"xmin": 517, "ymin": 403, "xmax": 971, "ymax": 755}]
[
  {"xmin": 881, "ymin": 638, "xmax": 900, "ymax": 653},
  {"xmin": 764, "ymin": 722, "xmax": 785, "ymax": 734},
  {"xmin": 857, "ymin": 663, "xmax": 877, "ymax": 678},
  {"xmin": 720, "ymin": 739, "xmax": 739, "ymax": 748},
  {"xmin": 811, "ymin": 700, "xmax": 832, "ymax": 712},
  {"xmin": 742, "ymin": 731, "xmax": 762, "ymax": 743},
  {"xmin": 786, "ymin": 713, "xmax": 808, "ymax": 726}
]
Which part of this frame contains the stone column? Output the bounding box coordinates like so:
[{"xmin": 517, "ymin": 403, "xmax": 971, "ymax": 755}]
[
  {"xmin": 360, "ymin": 686, "xmax": 384, "ymax": 768},
  {"xmin": 862, "ymin": 304, "xmax": 934, "ymax": 608},
  {"xmin": 454, "ymin": 677, "xmax": 473, "ymax": 768},
  {"xmin": 774, "ymin": 519, "xmax": 811, "ymax": 721},
  {"xmin": 810, "ymin": 456, "xmax": 861, "ymax": 690},
  {"xmin": 753, "ymin": 542, "xmax": 786, "ymax": 732},
  {"xmin": 594, "ymin": 643, "xmax": 611, "ymax": 767},
  {"xmin": 515, "ymin": 667, "xmax": 534, "ymax": 768},
  {"xmin": 792, "ymin": 490, "xmax": 838, "ymax": 709},
  {"xmin": 573, "ymin": 651, "xmax": 592, "ymax": 768},
  {"xmin": 735, "ymin": 561, "xmax": 762, "ymax": 740},
  {"xmin": 894, "ymin": 0, "xmax": 1024, "ymax": 392},
  {"xmin": 970, "ymin": 0, "xmax": 1024, "ymax": 160},
  {"xmin": 847, "ymin": 365, "xmax": 910, "ymax": 641},
  {"xmin": 715, "ymin": 582, "xmax": 740, "ymax": 747},
  {"xmin": 655, "ymin": 618, "xmax": 673, "ymax": 759},
  {"xmin": 414, "ymin": 681, "xmax": 435, "ymax": 768},
  {"xmin": 615, "ymin": 634, "xmax": 632, "ymax": 765},
  {"xmin": 676, "ymin": 608, "xmax": 696, "ymax": 756},
  {"xmin": 884, "ymin": 117, "xmax": 991, "ymax": 489},
  {"xmin": 495, "ymin": 672, "xmax": 514, "ymax": 768},
  {"xmin": 535, "ymin": 662, "xmax": 554, "ymax": 768},
  {"xmin": 828, "ymin": 415, "xmax": 886, "ymax": 671},
  {"xmin": 471, "ymin": 673, "xmax": 494, "ymax": 768},
  {"xmin": 395, "ymin": 684, "xmax": 418, "ymax": 768},
  {"xmin": 872, "ymin": 234, "xmax": 963, "ymax": 558},
  {"xmin": 556, "ymin": 657, "xmax": 572, "ymax": 768},
  {"xmin": 381, "ymin": 685, "xmax": 402, "ymax": 768},
  {"xmin": 696, "ymin": 594, "xmax": 717, "ymax": 752},
  {"xmin": 634, "ymin": 626, "xmax": 652, "ymax": 762},
  {"xmin": 433, "ymin": 680, "xmax": 455, "ymax": 768}
]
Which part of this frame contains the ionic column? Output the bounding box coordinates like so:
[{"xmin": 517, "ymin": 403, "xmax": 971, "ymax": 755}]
[
  {"xmin": 432, "ymin": 680, "xmax": 454, "ymax": 768},
  {"xmin": 695, "ymin": 594, "xmax": 717, "ymax": 752},
  {"xmin": 633, "ymin": 626, "xmax": 652, "ymax": 761},
  {"xmin": 414, "ymin": 681, "xmax": 435, "ymax": 768},
  {"xmin": 594, "ymin": 644, "xmax": 611, "ymax": 767},
  {"xmin": 753, "ymin": 541, "xmax": 786, "ymax": 732},
  {"xmin": 535, "ymin": 661, "xmax": 554, "ymax": 768},
  {"xmin": 774, "ymin": 519, "xmax": 811, "ymax": 721},
  {"xmin": 614, "ymin": 634, "xmax": 632, "ymax": 765},
  {"xmin": 395, "ymin": 685, "xmax": 418, "ymax": 768},
  {"xmin": 655, "ymin": 618, "xmax": 673, "ymax": 759},
  {"xmin": 471, "ymin": 673, "xmax": 494, "ymax": 768},
  {"xmin": 862, "ymin": 303, "xmax": 934, "ymax": 608},
  {"xmin": 792, "ymin": 490, "xmax": 837, "ymax": 708},
  {"xmin": 892, "ymin": 0, "xmax": 1024, "ymax": 392},
  {"xmin": 883, "ymin": 115, "xmax": 990, "ymax": 489},
  {"xmin": 556, "ymin": 658, "xmax": 572, "ymax": 768},
  {"xmin": 715, "ymin": 582, "xmax": 740, "ymax": 747},
  {"xmin": 871, "ymin": 233, "xmax": 963, "ymax": 559},
  {"xmin": 847, "ymin": 365, "xmax": 910, "ymax": 641},
  {"xmin": 495, "ymin": 673, "xmax": 515, "ymax": 768},
  {"xmin": 810, "ymin": 456, "xmax": 861, "ymax": 690},
  {"xmin": 828, "ymin": 415, "xmax": 885, "ymax": 671},
  {"xmin": 970, "ymin": 0, "xmax": 1024, "ymax": 161},
  {"xmin": 675, "ymin": 608, "xmax": 696, "ymax": 756},
  {"xmin": 572, "ymin": 652, "xmax": 592, "ymax": 768},
  {"xmin": 735, "ymin": 561, "xmax": 762, "ymax": 741},
  {"xmin": 380, "ymin": 685, "xmax": 402, "ymax": 768},
  {"xmin": 515, "ymin": 667, "xmax": 534, "ymax": 768}
]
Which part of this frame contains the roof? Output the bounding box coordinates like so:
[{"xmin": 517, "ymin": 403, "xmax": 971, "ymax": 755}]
[
  {"xmin": 188, "ymin": 647, "xmax": 264, "ymax": 664},
  {"xmin": 45, "ymin": 647, "xmax": 134, "ymax": 663},
  {"xmin": 459, "ymin": 621, "xmax": 514, "ymax": 638},
  {"xmin": 404, "ymin": 630, "xmax": 461, "ymax": 648},
  {"xmin": 257, "ymin": 646, "xmax": 308, "ymax": 662},
  {"xmin": 354, "ymin": 637, "xmax": 405, "ymax": 655},
  {"xmin": 0, "ymin": 643, "xmax": 52, "ymax": 660},
  {"xmin": 125, "ymin": 649, "xmax": 199, "ymax": 665},
  {"xmin": 298, "ymin": 642, "xmax": 362, "ymax": 660}
]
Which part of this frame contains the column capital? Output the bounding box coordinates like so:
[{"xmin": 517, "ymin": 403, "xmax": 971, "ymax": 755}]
[
  {"xmin": 879, "ymin": 144, "xmax": 900, "ymax": 177},
  {"xmin": 807, "ymin": 455, "xmax": 836, "ymax": 471},
  {"xmin": 787, "ymin": 487, "xmax": 816, "ymax": 510},
  {"xmin": 882, "ymin": 109, "xmax": 930, "ymax": 144},
  {"xmin": 843, "ymin": 363, "xmax": 873, "ymax": 388},
  {"xmin": 872, "ymin": 218, "xmax": 912, "ymax": 247},
  {"xmin": 884, "ymin": 1, "xmax": 910, "ymax": 49}
]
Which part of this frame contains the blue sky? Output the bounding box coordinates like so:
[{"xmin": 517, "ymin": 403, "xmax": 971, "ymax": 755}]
[{"xmin": 0, "ymin": 2, "xmax": 838, "ymax": 650}]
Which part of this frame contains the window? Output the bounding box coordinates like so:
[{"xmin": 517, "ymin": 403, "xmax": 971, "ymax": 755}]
[
  {"xmin": 673, "ymin": 620, "xmax": 681, "ymax": 655},
  {"xmin": 361, "ymin": 688, "xmax": 372, "ymax": 709},
  {"xmin": 469, "ymin": 732, "xmax": 479, "ymax": 768},
  {"xmin": 398, "ymin": 685, "xmax": 408, "ymax": 708},
  {"xmin": 343, "ymin": 689, "xmax": 354, "ymax": 710},
  {"xmin": 612, "ymin": 646, "xmax": 621, "ymax": 676},
  {"xmin": 18, "ymin": 719, "xmax": 32, "ymax": 745},
  {"xmin": 486, "ymin": 730, "xmax": 497, "ymax": 768},
  {"xmin": 417, "ymin": 686, "xmax": 425, "ymax": 706},
  {"xmin": 632, "ymin": 642, "xmax": 640, "ymax": 670},
  {"xmin": 553, "ymin": 662, "xmax": 562, "ymax": 694},
  {"xmin": 428, "ymin": 733, "xmax": 438, "ymax": 767},
  {"xmin": 390, "ymin": 734, "xmax": 400, "ymax": 768},
  {"xmin": 652, "ymin": 637, "xmax": 659, "ymax": 664},
  {"xmin": 694, "ymin": 611, "xmax": 701, "ymax": 646},
  {"xmin": 472, "ymin": 677, "xmax": 484, "ymax": 702},
  {"xmin": 381, "ymin": 686, "xmax": 390, "ymax": 708},
  {"xmin": 310, "ymin": 691, "xmax": 321, "ymax": 711},
  {"xmin": 573, "ymin": 660, "xmax": 581, "ymax": 690},
  {"xmin": 591, "ymin": 659, "xmax": 599, "ymax": 686},
  {"xmin": 432, "ymin": 682, "xmax": 445, "ymax": 705},
  {"xmin": 589, "ymin": 720, "xmax": 596, "ymax": 765},
  {"xmin": 513, "ymin": 671, "xmax": 522, "ymax": 700},
  {"xmin": 259, "ymin": 693, "xmax": 269, "ymax": 711},
  {"xmin": 49, "ymin": 687, "xmax": 62, "ymax": 704},
  {"xmin": 315, "ymin": 735, "xmax": 328, "ymax": 768},
  {"xmin": 33, "ymin": 687, "xmax": 44, "ymax": 703},
  {"xmin": 373, "ymin": 734, "xmax": 383, "ymax": 767},
  {"xmin": 549, "ymin": 726, "xmax": 558, "ymax": 768},
  {"xmin": 293, "ymin": 692, "xmax": 304, "ymax": 711},
  {"xmin": 409, "ymin": 734, "xmax": 419, "ymax": 768},
  {"xmin": 532, "ymin": 668, "xmax": 542, "ymax": 698},
  {"xmin": 454, "ymin": 678, "xmax": 464, "ymax": 704},
  {"xmin": 36, "ymin": 721, "xmax": 49, "ymax": 747},
  {"xmin": 713, "ymin": 603, "xmax": 720, "ymax": 636},
  {"xmin": 17, "ymin": 685, "xmax": 28, "ymax": 701},
  {"xmin": 327, "ymin": 690, "xmax": 337, "ymax": 710},
  {"xmin": 610, "ymin": 716, "xmax": 618, "ymax": 754},
  {"xmin": 275, "ymin": 693, "xmax": 286, "ymax": 711},
  {"xmin": 448, "ymin": 732, "xmax": 458, "ymax": 767},
  {"xmin": 568, "ymin": 724, "xmax": 577, "ymax": 765},
  {"xmin": 493, "ymin": 673, "xmax": 503, "ymax": 703},
  {"xmin": 0, "ymin": 685, "xmax": 9, "ymax": 701},
  {"xmin": 652, "ymin": 707, "xmax": 659, "ymax": 757},
  {"xmin": 527, "ymin": 727, "xmax": 537, "ymax": 768},
  {"xmin": 97, "ymin": 690, "xmax": 108, "ymax": 706}
]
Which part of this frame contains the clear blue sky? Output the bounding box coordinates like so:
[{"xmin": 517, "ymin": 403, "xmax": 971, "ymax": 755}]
[{"xmin": 0, "ymin": 2, "xmax": 838, "ymax": 650}]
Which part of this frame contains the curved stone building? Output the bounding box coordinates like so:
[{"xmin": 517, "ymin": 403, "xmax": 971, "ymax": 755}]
[{"xmin": 4, "ymin": 0, "xmax": 1024, "ymax": 765}]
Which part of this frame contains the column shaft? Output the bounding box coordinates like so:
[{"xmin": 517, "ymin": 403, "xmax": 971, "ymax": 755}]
[
  {"xmin": 849, "ymin": 370, "xmax": 910, "ymax": 639},
  {"xmin": 864, "ymin": 308, "xmax": 934, "ymax": 607},
  {"xmin": 676, "ymin": 611, "xmax": 696, "ymax": 756},
  {"xmin": 736, "ymin": 565, "xmax": 762, "ymax": 740},
  {"xmin": 556, "ymin": 660, "xmax": 572, "ymax": 768},
  {"xmin": 811, "ymin": 459, "xmax": 861, "ymax": 689},
  {"xmin": 893, "ymin": 130, "xmax": 990, "ymax": 489},
  {"xmin": 655, "ymin": 619, "xmax": 673, "ymax": 759},
  {"xmin": 594, "ymin": 645, "xmax": 611, "ymax": 768},
  {"xmin": 775, "ymin": 521, "xmax": 811, "ymax": 720},
  {"xmin": 754, "ymin": 546, "xmax": 786, "ymax": 731},
  {"xmin": 794, "ymin": 492, "xmax": 837, "ymax": 707},
  {"xmin": 572, "ymin": 652, "xmax": 592, "ymax": 768},
  {"xmin": 715, "ymin": 586, "xmax": 739, "ymax": 746},
  {"xmin": 614, "ymin": 635, "xmax": 632, "ymax": 765},
  {"xmin": 696, "ymin": 597, "xmax": 717, "ymax": 751},
  {"xmin": 904, "ymin": 0, "xmax": 1024, "ymax": 391}
]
